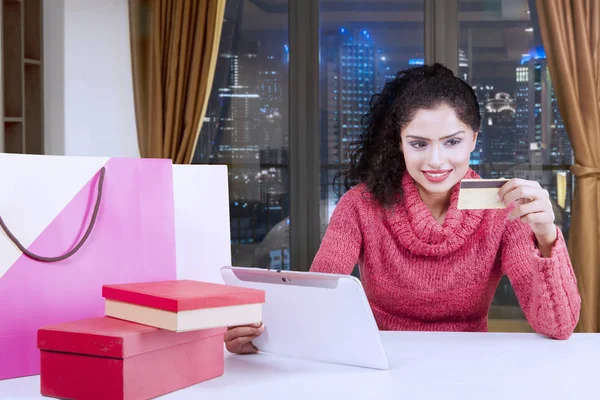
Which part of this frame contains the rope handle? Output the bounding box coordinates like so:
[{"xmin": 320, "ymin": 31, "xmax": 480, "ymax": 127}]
[{"xmin": 0, "ymin": 167, "xmax": 105, "ymax": 262}]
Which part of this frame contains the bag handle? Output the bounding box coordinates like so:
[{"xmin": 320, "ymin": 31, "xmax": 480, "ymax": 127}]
[{"xmin": 0, "ymin": 167, "xmax": 105, "ymax": 262}]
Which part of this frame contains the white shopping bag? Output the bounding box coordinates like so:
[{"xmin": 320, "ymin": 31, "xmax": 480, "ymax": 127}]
[{"xmin": 173, "ymin": 164, "xmax": 232, "ymax": 284}]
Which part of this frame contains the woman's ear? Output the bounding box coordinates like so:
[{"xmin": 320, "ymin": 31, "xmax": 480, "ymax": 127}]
[{"xmin": 471, "ymin": 130, "xmax": 479, "ymax": 151}]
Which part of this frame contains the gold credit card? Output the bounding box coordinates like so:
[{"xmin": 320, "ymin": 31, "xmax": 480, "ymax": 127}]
[{"xmin": 457, "ymin": 179, "xmax": 508, "ymax": 210}]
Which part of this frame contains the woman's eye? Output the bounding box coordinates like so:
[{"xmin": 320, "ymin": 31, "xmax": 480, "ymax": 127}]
[
  {"xmin": 410, "ymin": 141, "xmax": 427, "ymax": 149},
  {"xmin": 447, "ymin": 139, "xmax": 461, "ymax": 146}
]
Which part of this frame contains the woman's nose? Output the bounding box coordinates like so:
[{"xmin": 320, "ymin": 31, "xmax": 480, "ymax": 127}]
[{"xmin": 427, "ymin": 146, "xmax": 443, "ymax": 168}]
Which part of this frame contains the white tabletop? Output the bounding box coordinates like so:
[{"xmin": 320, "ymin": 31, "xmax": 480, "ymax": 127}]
[{"xmin": 1, "ymin": 331, "xmax": 599, "ymax": 400}]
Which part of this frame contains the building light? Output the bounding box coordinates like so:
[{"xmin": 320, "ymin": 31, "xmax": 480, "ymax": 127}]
[
  {"xmin": 218, "ymin": 94, "xmax": 260, "ymax": 98},
  {"xmin": 409, "ymin": 58, "xmax": 424, "ymax": 65}
]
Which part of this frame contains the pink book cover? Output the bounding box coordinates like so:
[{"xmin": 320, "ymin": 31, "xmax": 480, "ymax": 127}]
[{"xmin": 102, "ymin": 280, "xmax": 266, "ymax": 312}]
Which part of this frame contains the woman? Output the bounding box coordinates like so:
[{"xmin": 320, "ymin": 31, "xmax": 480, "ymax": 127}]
[{"xmin": 225, "ymin": 63, "xmax": 581, "ymax": 354}]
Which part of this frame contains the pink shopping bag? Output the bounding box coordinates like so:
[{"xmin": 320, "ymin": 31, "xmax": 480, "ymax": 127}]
[{"xmin": 0, "ymin": 154, "xmax": 177, "ymax": 380}]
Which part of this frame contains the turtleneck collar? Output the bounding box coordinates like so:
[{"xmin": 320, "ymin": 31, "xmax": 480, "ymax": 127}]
[{"xmin": 390, "ymin": 168, "xmax": 485, "ymax": 256}]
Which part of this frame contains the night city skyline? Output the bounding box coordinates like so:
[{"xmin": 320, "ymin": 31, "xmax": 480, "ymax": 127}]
[{"xmin": 194, "ymin": 22, "xmax": 573, "ymax": 291}]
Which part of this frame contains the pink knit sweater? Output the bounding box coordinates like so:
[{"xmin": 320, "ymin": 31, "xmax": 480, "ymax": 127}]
[{"xmin": 310, "ymin": 169, "xmax": 581, "ymax": 339}]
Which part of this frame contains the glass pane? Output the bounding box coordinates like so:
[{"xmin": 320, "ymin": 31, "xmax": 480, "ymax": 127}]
[
  {"xmin": 319, "ymin": 0, "xmax": 426, "ymax": 238},
  {"xmin": 459, "ymin": 0, "xmax": 574, "ymax": 329},
  {"xmin": 193, "ymin": 0, "xmax": 290, "ymax": 270}
]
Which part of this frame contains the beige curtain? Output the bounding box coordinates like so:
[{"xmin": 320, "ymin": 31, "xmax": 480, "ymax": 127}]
[
  {"xmin": 129, "ymin": 0, "xmax": 226, "ymax": 163},
  {"xmin": 536, "ymin": 0, "xmax": 600, "ymax": 332}
]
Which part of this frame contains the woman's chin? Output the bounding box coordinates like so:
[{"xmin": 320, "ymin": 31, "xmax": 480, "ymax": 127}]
[{"xmin": 421, "ymin": 182, "xmax": 455, "ymax": 194}]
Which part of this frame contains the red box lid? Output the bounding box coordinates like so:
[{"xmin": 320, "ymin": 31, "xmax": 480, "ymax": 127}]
[
  {"xmin": 102, "ymin": 280, "xmax": 265, "ymax": 312},
  {"xmin": 37, "ymin": 317, "xmax": 225, "ymax": 359}
]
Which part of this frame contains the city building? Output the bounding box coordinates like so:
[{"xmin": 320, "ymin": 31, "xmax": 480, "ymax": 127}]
[{"xmin": 482, "ymin": 92, "xmax": 516, "ymax": 178}]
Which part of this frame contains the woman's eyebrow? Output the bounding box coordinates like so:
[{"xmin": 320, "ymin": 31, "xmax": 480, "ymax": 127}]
[{"xmin": 405, "ymin": 131, "xmax": 465, "ymax": 140}]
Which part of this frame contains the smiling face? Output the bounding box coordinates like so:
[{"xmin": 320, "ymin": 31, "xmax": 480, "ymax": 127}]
[{"xmin": 400, "ymin": 104, "xmax": 478, "ymax": 196}]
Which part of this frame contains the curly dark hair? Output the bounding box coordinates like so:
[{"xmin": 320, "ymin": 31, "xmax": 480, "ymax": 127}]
[{"xmin": 334, "ymin": 63, "xmax": 481, "ymax": 208}]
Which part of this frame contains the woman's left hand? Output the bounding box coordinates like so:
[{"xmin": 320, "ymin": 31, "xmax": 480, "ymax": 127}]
[{"xmin": 497, "ymin": 178, "xmax": 557, "ymax": 249}]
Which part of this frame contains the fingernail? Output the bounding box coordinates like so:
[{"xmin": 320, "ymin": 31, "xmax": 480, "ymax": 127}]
[
  {"xmin": 258, "ymin": 325, "xmax": 265, "ymax": 332},
  {"xmin": 495, "ymin": 194, "xmax": 500, "ymax": 200}
]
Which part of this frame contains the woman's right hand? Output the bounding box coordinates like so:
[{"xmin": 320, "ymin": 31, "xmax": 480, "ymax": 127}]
[{"xmin": 224, "ymin": 323, "xmax": 265, "ymax": 354}]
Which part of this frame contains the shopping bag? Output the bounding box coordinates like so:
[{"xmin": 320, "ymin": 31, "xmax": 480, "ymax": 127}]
[
  {"xmin": 0, "ymin": 154, "xmax": 177, "ymax": 380},
  {"xmin": 172, "ymin": 164, "xmax": 231, "ymax": 284}
]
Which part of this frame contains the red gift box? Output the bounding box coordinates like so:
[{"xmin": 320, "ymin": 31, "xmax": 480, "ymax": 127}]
[
  {"xmin": 102, "ymin": 280, "xmax": 265, "ymax": 332},
  {"xmin": 37, "ymin": 317, "xmax": 225, "ymax": 400}
]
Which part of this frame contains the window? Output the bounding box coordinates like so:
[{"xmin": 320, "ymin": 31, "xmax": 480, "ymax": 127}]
[
  {"xmin": 194, "ymin": 1, "xmax": 576, "ymax": 332},
  {"xmin": 193, "ymin": 0, "xmax": 290, "ymax": 270},
  {"xmin": 459, "ymin": 0, "xmax": 574, "ymax": 329},
  {"xmin": 319, "ymin": 0, "xmax": 425, "ymax": 236}
]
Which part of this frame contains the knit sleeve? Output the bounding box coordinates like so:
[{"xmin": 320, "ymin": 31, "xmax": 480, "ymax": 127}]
[
  {"xmin": 500, "ymin": 221, "xmax": 581, "ymax": 339},
  {"xmin": 309, "ymin": 190, "xmax": 363, "ymax": 275}
]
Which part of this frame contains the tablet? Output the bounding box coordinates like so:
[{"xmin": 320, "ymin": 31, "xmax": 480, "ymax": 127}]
[{"xmin": 220, "ymin": 266, "xmax": 389, "ymax": 370}]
